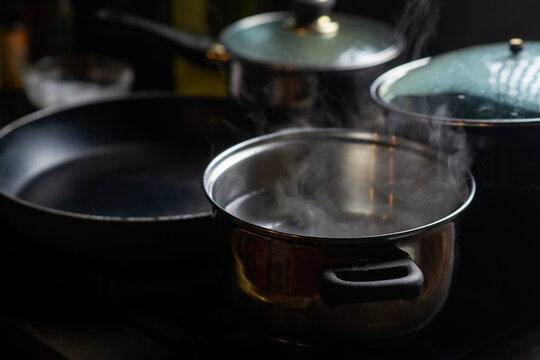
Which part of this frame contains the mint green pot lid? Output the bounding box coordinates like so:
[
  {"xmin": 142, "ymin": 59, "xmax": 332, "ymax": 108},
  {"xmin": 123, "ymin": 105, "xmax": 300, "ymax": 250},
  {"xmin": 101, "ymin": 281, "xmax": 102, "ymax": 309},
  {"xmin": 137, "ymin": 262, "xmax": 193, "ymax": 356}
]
[
  {"xmin": 373, "ymin": 40, "xmax": 540, "ymax": 124},
  {"xmin": 219, "ymin": 11, "xmax": 404, "ymax": 71}
]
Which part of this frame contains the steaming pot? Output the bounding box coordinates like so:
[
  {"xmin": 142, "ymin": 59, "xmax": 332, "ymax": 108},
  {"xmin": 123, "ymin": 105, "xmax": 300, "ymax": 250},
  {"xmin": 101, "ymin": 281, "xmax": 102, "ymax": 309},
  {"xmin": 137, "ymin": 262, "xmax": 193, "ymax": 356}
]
[
  {"xmin": 370, "ymin": 39, "xmax": 540, "ymax": 297},
  {"xmin": 203, "ymin": 128, "xmax": 475, "ymax": 347},
  {"xmin": 371, "ymin": 39, "xmax": 540, "ymax": 190},
  {"xmin": 97, "ymin": 0, "xmax": 405, "ymax": 130}
]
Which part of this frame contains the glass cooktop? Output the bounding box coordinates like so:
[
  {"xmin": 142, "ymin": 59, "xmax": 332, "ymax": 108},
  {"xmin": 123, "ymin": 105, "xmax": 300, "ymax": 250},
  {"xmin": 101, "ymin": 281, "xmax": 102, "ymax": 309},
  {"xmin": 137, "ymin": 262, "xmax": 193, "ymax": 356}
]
[{"xmin": 0, "ymin": 208, "xmax": 538, "ymax": 360}]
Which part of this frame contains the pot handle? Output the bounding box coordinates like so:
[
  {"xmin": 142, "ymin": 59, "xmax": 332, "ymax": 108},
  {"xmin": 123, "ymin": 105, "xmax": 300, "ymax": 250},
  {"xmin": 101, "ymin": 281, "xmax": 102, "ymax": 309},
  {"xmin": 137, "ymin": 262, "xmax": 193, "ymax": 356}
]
[
  {"xmin": 316, "ymin": 256, "xmax": 423, "ymax": 307},
  {"xmin": 94, "ymin": 9, "xmax": 224, "ymax": 67}
]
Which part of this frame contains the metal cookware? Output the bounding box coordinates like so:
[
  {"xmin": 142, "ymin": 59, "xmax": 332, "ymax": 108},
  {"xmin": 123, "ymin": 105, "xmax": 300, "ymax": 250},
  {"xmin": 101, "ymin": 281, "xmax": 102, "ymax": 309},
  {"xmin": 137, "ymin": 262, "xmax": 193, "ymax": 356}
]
[
  {"xmin": 96, "ymin": 0, "xmax": 405, "ymax": 130},
  {"xmin": 370, "ymin": 39, "xmax": 540, "ymax": 297},
  {"xmin": 203, "ymin": 128, "xmax": 475, "ymax": 347},
  {"xmin": 371, "ymin": 38, "xmax": 540, "ymax": 192},
  {"xmin": 0, "ymin": 93, "xmax": 250, "ymax": 259}
]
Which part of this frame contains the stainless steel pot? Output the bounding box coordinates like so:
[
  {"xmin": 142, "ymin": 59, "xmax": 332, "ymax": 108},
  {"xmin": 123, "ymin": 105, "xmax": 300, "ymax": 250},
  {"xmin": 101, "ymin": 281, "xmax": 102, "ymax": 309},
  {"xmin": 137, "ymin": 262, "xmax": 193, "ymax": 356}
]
[
  {"xmin": 203, "ymin": 128, "xmax": 475, "ymax": 347},
  {"xmin": 96, "ymin": 0, "xmax": 405, "ymax": 130}
]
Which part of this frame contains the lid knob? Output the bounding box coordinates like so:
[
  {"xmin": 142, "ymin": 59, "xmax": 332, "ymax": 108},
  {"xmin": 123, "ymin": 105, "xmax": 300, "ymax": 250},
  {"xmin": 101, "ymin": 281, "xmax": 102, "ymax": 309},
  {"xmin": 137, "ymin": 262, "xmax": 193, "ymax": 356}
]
[
  {"xmin": 286, "ymin": 0, "xmax": 339, "ymax": 36},
  {"xmin": 509, "ymin": 38, "xmax": 523, "ymax": 55},
  {"xmin": 292, "ymin": 0, "xmax": 335, "ymax": 26}
]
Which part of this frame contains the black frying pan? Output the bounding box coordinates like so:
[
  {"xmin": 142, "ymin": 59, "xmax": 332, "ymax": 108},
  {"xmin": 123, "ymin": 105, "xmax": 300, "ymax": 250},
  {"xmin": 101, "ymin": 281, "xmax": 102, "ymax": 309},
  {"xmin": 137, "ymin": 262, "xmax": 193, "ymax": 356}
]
[{"xmin": 0, "ymin": 92, "xmax": 252, "ymax": 259}]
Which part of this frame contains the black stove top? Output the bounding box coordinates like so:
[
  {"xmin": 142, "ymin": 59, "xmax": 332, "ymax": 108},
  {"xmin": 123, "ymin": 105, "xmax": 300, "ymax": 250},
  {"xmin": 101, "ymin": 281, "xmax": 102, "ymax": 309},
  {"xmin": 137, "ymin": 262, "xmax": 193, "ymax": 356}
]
[{"xmin": 1, "ymin": 211, "xmax": 539, "ymax": 360}]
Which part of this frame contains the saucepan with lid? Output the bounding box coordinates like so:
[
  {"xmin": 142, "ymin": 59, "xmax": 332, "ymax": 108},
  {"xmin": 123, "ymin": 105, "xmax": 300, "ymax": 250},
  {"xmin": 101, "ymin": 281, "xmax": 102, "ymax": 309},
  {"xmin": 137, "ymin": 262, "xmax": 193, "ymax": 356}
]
[
  {"xmin": 96, "ymin": 0, "xmax": 405, "ymax": 130},
  {"xmin": 203, "ymin": 127, "xmax": 475, "ymax": 347},
  {"xmin": 371, "ymin": 38, "xmax": 540, "ymax": 193},
  {"xmin": 370, "ymin": 38, "xmax": 540, "ymax": 295}
]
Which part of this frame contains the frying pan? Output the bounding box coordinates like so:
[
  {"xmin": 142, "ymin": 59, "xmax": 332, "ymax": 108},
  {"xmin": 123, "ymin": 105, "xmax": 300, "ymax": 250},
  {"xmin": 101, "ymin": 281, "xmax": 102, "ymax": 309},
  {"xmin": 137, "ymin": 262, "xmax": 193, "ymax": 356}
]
[{"xmin": 0, "ymin": 92, "xmax": 251, "ymax": 259}]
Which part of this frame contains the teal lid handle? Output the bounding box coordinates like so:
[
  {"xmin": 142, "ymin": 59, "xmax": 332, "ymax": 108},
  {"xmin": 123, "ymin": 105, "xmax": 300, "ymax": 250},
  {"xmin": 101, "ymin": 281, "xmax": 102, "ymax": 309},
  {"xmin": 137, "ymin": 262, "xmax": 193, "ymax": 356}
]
[
  {"xmin": 286, "ymin": 0, "xmax": 339, "ymax": 35},
  {"xmin": 510, "ymin": 38, "xmax": 523, "ymax": 55},
  {"xmin": 291, "ymin": 0, "xmax": 336, "ymax": 27}
]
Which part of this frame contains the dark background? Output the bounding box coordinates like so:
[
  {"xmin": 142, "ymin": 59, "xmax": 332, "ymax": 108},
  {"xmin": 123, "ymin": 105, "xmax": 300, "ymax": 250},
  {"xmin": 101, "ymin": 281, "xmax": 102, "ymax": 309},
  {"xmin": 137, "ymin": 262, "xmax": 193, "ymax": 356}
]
[
  {"xmin": 15, "ymin": 0, "xmax": 540, "ymax": 92},
  {"xmin": 1, "ymin": 0, "xmax": 540, "ymax": 124}
]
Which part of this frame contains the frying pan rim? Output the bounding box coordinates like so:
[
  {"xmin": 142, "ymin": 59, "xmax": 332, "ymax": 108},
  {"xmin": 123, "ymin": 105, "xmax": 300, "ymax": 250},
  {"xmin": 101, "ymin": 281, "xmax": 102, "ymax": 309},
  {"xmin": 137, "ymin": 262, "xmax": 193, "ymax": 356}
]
[
  {"xmin": 0, "ymin": 91, "xmax": 223, "ymax": 223},
  {"xmin": 0, "ymin": 90, "xmax": 213, "ymax": 138}
]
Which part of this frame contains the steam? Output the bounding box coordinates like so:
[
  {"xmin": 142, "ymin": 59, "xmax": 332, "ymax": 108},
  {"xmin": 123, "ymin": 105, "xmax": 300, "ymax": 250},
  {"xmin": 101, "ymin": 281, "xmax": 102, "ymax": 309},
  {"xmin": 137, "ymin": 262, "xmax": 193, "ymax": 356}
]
[
  {"xmin": 220, "ymin": 0, "xmax": 472, "ymax": 238},
  {"xmin": 395, "ymin": 0, "xmax": 441, "ymax": 61},
  {"xmin": 268, "ymin": 140, "xmax": 470, "ymax": 237},
  {"xmin": 223, "ymin": 135, "xmax": 471, "ymax": 238},
  {"xmin": 379, "ymin": 0, "xmax": 472, "ymax": 230}
]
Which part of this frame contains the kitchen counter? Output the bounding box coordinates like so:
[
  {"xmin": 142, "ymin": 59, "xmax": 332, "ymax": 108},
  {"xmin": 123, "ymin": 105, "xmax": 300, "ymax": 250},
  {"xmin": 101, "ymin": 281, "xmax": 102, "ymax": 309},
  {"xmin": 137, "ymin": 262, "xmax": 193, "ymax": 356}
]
[
  {"xmin": 0, "ymin": 191, "xmax": 539, "ymax": 360},
  {"xmin": 463, "ymin": 324, "xmax": 540, "ymax": 360}
]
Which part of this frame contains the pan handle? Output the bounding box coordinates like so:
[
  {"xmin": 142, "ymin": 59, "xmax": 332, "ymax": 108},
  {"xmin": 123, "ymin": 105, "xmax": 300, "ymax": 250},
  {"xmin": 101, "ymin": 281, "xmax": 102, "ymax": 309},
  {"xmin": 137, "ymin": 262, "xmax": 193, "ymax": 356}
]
[
  {"xmin": 316, "ymin": 255, "xmax": 423, "ymax": 307},
  {"xmin": 94, "ymin": 9, "xmax": 227, "ymax": 67}
]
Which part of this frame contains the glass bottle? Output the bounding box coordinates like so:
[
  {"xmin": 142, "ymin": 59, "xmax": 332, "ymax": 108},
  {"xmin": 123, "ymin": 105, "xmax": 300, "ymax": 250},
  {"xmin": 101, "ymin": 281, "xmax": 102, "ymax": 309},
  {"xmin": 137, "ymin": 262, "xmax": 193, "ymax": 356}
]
[{"xmin": 0, "ymin": 0, "xmax": 29, "ymax": 91}]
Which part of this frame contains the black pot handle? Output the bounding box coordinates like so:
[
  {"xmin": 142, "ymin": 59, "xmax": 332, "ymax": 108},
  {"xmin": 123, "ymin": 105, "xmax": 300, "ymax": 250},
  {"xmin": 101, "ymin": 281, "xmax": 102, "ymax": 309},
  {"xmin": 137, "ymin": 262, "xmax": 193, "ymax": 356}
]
[
  {"xmin": 317, "ymin": 255, "xmax": 423, "ymax": 307},
  {"xmin": 94, "ymin": 9, "xmax": 222, "ymax": 67}
]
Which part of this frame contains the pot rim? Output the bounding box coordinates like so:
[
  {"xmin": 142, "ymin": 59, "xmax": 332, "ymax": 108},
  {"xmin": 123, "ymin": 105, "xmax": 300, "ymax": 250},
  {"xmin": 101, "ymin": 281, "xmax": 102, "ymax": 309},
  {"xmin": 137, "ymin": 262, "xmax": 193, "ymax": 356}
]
[
  {"xmin": 370, "ymin": 57, "xmax": 540, "ymax": 127},
  {"xmin": 219, "ymin": 11, "xmax": 406, "ymax": 72},
  {"xmin": 203, "ymin": 127, "xmax": 476, "ymax": 245}
]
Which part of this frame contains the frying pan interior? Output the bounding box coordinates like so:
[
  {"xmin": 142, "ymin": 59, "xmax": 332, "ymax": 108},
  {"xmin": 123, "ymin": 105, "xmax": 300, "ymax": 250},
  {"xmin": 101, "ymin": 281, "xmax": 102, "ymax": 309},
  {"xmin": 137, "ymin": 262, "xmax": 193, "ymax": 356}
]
[
  {"xmin": 0, "ymin": 94, "xmax": 247, "ymax": 218},
  {"xmin": 12, "ymin": 141, "xmax": 206, "ymax": 218},
  {"xmin": 0, "ymin": 93, "xmax": 250, "ymax": 258}
]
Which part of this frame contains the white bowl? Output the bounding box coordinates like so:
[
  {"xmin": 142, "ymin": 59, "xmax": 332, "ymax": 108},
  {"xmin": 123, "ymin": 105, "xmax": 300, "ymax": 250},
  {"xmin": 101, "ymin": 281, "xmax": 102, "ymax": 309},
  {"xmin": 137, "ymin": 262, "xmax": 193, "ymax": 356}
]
[{"xmin": 22, "ymin": 54, "xmax": 135, "ymax": 109}]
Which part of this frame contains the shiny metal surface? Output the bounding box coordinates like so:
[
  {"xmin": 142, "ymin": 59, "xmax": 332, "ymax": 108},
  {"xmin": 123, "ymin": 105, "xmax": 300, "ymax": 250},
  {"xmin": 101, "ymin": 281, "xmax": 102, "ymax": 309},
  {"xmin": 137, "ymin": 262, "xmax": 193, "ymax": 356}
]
[
  {"xmin": 227, "ymin": 60, "xmax": 392, "ymax": 129},
  {"xmin": 222, "ymin": 11, "xmax": 406, "ymax": 129},
  {"xmin": 204, "ymin": 128, "xmax": 474, "ymax": 243},
  {"xmin": 204, "ymin": 128, "xmax": 474, "ymax": 346},
  {"xmin": 96, "ymin": 8, "xmax": 405, "ymax": 130},
  {"xmin": 225, "ymin": 223, "xmax": 455, "ymax": 346}
]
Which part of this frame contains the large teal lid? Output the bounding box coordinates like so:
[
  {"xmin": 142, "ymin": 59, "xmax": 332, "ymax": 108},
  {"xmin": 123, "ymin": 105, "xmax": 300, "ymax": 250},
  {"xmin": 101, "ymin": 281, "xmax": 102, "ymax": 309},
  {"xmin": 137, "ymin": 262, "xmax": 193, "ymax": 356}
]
[
  {"xmin": 219, "ymin": 11, "xmax": 404, "ymax": 71},
  {"xmin": 373, "ymin": 39, "xmax": 540, "ymax": 124}
]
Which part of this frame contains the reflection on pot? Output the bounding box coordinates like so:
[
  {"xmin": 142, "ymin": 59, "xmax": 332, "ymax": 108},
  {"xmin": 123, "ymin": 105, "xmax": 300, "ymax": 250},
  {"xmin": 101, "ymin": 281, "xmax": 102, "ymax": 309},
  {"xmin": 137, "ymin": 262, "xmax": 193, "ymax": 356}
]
[
  {"xmin": 204, "ymin": 128, "xmax": 475, "ymax": 347},
  {"xmin": 227, "ymin": 224, "xmax": 455, "ymax": 346}
]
